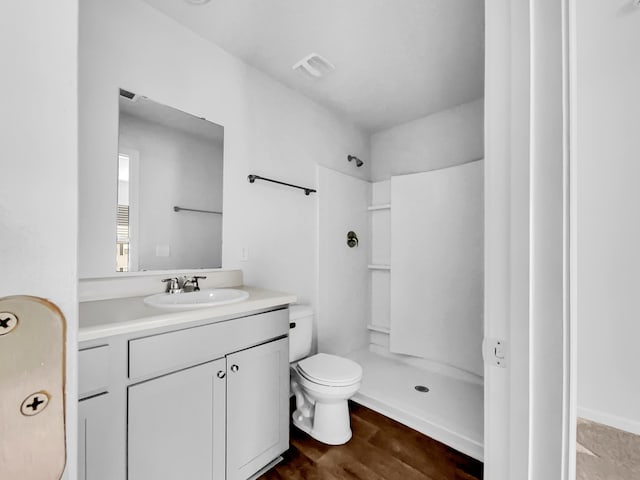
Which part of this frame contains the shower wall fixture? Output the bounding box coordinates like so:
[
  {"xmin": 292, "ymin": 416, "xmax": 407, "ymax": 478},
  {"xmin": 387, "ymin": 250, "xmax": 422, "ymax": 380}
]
[
  {"xmin": 347, "ymin": 231, "xmax": 359, "ymax": 248},
  {"xmin": 347, "ymin": 155, "xmax": 364, "ymax": 167}
]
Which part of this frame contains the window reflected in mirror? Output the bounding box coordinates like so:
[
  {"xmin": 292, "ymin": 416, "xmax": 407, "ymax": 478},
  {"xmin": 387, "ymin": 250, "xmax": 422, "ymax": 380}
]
[{"xmin": 116, "ymin": 153, "xmax": 131, "ymax": 272}]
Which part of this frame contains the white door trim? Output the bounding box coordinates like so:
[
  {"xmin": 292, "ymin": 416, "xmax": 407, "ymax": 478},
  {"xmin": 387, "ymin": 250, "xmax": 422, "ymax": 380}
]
[{"xmin": 484, "ymin": 0, "xmax": 575, "ymax": 478}]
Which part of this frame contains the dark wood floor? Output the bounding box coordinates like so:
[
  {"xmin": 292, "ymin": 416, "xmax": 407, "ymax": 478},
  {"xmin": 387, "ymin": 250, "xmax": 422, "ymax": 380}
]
[{"xmin": 259, "ymin": 401, "xmax": 483, "ymax": 480}]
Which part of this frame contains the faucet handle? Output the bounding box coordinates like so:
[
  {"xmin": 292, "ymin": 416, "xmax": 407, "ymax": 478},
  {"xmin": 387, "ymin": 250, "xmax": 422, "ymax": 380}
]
[
  {"xmin": 161, "ymin": 277, "xmax": 181, "ymax": 294},
  {"xmin": 191, "ymin": 276, "xmax": 206, "ymax": 292}
]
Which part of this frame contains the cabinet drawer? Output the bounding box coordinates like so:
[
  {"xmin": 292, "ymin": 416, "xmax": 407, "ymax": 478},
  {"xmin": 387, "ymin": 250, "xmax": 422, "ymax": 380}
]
[
  {"xmin": 79, "ymin": 345, "xmax": 110, "ymax": 399},
  {"xmin": 129, "ymin": 308, "xmax": 288, "ymax": 380}
]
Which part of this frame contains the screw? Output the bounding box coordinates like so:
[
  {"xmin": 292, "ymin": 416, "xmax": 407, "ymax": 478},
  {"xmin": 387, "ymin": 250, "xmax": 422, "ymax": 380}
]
[
  {"xmin": 21, "ymin": 392, "xmax": 50, "ymax": 416},
  {"xmin": 0, "ymin": 312, "xmax": 18, "ymax": 335}
]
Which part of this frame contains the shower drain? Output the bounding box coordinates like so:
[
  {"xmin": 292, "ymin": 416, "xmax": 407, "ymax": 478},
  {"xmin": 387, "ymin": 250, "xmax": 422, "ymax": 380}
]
[{"xmin": 414, "ymin": 385, "xmax": 430, "ymax": 393}]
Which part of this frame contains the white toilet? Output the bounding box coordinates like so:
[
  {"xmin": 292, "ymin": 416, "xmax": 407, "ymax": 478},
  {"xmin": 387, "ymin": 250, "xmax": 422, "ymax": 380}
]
[{"xmin": 288, "ymin": 305, "xmax": 363, "ymax": 445}]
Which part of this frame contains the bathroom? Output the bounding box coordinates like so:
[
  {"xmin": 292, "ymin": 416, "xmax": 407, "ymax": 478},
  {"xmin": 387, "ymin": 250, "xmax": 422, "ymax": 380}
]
[
  {"xmin": 78, "ymin": 0, "xmax": 485, "ymax": 469},
  {"xmin": 5, "ymin": 0, "xmax": 640, "ymax": 479},
  {"xmin": 79, "ymin": 0, "xmax": 484, "ymax": 472}
]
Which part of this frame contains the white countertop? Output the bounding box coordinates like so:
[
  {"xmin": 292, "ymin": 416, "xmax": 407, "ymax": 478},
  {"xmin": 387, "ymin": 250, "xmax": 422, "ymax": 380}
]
[{"xmin": 79, "ymin": 286, "xmax": 297, "ymax": 342}]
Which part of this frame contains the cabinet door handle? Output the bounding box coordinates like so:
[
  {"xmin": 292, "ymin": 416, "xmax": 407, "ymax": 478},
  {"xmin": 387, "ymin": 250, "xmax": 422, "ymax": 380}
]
[
  {"xmin": 230, "ymin": 364, "xmax": 239, "ymax": 373},
  {"xmin": 216, "ymin": 370, "xmax": 226, "ymax": 379}
]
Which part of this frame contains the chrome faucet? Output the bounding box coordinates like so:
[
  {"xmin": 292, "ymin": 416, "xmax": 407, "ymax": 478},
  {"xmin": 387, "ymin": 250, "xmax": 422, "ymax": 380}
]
[
  {"xmin": 162, "ymin": 275, "xmax": 206, "ymax": 294},
  {"xmin": 182, "ymin": 275, "xmax": 206, "ymax": 292},
  {"xmin": 161, "ymin": 277, "xmax": 182, "ymax": 294}
]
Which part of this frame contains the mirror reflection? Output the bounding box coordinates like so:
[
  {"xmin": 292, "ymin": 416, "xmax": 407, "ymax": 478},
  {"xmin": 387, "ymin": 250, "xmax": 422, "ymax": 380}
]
[{"xmin": 116, "ymin": 90, "xmax": 224, "ymax": 272}]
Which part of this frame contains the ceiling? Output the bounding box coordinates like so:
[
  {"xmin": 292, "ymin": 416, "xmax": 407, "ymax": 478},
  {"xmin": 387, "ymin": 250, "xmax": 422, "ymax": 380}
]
[{"xmin": 143, "ymin": 0, "xmax": 484, "ymax": 133}]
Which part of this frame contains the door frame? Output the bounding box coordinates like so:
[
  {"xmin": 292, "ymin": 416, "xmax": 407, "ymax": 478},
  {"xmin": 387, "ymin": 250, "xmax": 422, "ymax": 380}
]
[{"xmin": 484, "ymin": 0, "xmax": 576, "ymax": 479}]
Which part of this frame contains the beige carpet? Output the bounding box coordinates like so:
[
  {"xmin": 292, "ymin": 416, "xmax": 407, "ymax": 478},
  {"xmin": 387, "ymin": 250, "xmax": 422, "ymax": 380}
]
[{"xmin": 577, "ymin": 418, "xmax": 640, "ymax": 479}]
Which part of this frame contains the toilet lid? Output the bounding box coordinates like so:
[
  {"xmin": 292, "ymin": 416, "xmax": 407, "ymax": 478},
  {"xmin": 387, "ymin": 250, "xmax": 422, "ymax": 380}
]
[{"xmin": 297, "ymin": 353, "xmax": 363, "ymax": 386}]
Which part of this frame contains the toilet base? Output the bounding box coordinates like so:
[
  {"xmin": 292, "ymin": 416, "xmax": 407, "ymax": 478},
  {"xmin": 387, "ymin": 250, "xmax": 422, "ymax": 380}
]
[{"xmin": 292, "ymin": 400, "xmax": 353, "ymax": 445}]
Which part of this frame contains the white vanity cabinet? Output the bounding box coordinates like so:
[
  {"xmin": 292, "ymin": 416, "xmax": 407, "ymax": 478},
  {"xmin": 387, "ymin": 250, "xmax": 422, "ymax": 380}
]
[
  {"xmin": 226, "ymin": 337, "xmax": 289, "ymax": 480},
  {"xmin": 78, "ymin": 393, "xmax": 114, "ymax": 480},
  {"xmin": 79, "ymin": 306, "xmax": 290, "ymax": 480},
  {"xmin": 128, "ymin": 337, "xmax": 289, "ymax": 480},
  {"xmin": 78, "ymin": 345, "xmax": 118, "ymax": 480},
  {"xmin": 128, "ymin": 358, "xmax": 227, "ymax": 480},
  {"xmin": 127, "ymin": 338, "xmax": 289, "ymax": 480}
]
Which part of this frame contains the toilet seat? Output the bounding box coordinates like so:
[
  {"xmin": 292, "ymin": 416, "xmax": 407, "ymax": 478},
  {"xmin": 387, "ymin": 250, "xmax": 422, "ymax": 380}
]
[{"xmin": 296, "ymin": 353, "xmax": 362, "ymax": 387}]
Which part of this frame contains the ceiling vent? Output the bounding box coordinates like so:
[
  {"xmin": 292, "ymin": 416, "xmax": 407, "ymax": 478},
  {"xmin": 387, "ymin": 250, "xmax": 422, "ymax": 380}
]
[
  {"xmin": 119, "ymin": 88, "xmax": 138, "ymax": 102},
  {"xmin": 292, "ymin": 53, "xmax": 335, "ymax": 78}
]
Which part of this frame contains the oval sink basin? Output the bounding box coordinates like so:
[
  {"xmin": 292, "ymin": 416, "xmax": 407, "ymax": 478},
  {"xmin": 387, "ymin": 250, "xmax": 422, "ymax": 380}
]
[{"xmin": 144, "ymin": 288, "xmax": 250, "ymax": 310}]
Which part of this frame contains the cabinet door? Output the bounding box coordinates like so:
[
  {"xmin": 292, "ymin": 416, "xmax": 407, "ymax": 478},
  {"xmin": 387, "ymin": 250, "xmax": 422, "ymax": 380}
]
[
  {"xmin": 78, "ymin": 394, "xmax": 115, "ymax": 480},
  {"xmin": 128, "ymin": 358, "xmax": 226, "ymax": 480},
  {"xmin": 226, "ymin": 337, "xmax": 289, "ymax": 480}
]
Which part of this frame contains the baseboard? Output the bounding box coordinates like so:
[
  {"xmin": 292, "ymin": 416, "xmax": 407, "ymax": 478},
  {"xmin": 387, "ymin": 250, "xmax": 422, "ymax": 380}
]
[{"xmin": 578, "ymin": 407, "xmax": 640, "ymax": 436}]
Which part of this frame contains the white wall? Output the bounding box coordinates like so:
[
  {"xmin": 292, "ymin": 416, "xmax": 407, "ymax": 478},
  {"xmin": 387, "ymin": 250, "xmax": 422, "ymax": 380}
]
[
  {"xmin": 390, "ymin": 162, "xmax": 484, "ymax": 378},
  {"xmin": 0, "ymin": 1, "xmax": 78, "ymax": 478},
  {"xmin": 317, "ymin": 167, "xmax": 370, "ymax": 356},
  {"xmin": 79, "ymin": 0, "xmax": 370, "ymax": 310},
  {"xmin": 119, "ymin": 114, "xmax": 223, "ymax": 270},
  {"xmin": 575, "ymin": 0, "xmax": 640, "ymax": 435},
  {"xmin": 370, "ymin": 98, "xmax": 484, "ymax": 182}
]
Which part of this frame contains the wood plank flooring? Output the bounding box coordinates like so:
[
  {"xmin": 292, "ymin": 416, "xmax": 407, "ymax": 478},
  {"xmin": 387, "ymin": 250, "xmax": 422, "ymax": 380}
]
[{"xmin": 259, "ymin": 402, "xmax": 483, "ymax": 480}]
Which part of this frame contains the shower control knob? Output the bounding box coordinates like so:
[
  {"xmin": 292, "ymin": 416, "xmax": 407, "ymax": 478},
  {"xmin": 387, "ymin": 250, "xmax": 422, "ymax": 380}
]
[
  {"xmin": 347, "ymin": 231, "xmax": 359, "ymax": 248},
  {"xmin": 216, "ymin": 370, "xmax": 226, "ymax": 379},
  {"xmin": 230, "ymin": 364, "xmax": 239, "ymax": 373}
]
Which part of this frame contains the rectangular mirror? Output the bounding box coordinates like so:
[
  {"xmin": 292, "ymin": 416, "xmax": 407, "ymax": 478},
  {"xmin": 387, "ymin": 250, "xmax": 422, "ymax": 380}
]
[{"xmin": 116, "ymin": 90, "xmax": 224, "ymax": 272}]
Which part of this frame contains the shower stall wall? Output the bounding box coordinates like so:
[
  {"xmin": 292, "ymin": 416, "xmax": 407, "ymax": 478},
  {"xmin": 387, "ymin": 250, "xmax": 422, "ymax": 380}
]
[
  {"xmin": 317, "ymin": 162, "xmax": 484, "ymax": 461},
  {"xmin": 390, "ymin": 160, "xmax": 484, "ymax": 378}
]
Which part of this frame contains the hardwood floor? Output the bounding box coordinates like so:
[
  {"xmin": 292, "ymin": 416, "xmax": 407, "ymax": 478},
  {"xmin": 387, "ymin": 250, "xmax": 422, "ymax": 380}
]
[{"xmin": 259, "ymin": 402, "xmax": 483, "ymax": 480}]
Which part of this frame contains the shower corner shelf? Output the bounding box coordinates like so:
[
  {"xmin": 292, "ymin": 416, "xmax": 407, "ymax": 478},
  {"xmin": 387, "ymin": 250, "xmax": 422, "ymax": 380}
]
[
  {"xmin": 367, "ymin": 204, "xmax": 391, "ymax": 211},
  {"xmin": 368, "ymin": 264, "xmax": 391, "ymax": 270}
]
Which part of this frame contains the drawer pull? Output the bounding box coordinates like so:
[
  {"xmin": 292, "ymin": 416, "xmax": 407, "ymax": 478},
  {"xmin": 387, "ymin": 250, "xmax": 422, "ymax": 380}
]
[
  {"xmin": 216, "ymin": 370, "xmax": 226, "ymax": 379},
  {"xmin": 230, "ymin": 364, "xmax": 239, "ymax": 373}
]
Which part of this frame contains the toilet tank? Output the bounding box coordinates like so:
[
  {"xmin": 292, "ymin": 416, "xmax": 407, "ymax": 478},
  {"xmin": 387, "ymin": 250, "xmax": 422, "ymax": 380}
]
[{"xmin": 289, "ymin": 305, "xmax": 313, "ymax": 362}]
